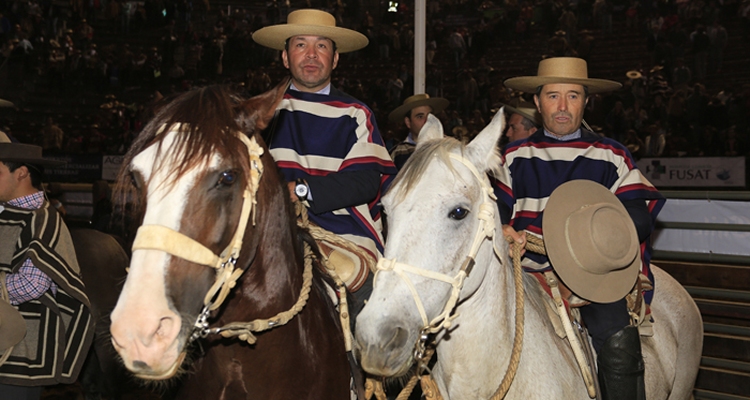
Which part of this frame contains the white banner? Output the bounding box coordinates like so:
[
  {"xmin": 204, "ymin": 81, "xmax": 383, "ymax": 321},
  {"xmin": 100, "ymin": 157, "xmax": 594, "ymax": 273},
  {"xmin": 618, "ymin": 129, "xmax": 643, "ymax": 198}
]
[
  {"xmin": 652, "ymin": 198, "xmax": 750, "ymax": 257},
  {"xmin": 637, "ymin": 157, "xmax": 745, "ymax": 187},
  {"xmin": 102, "ymin": 155, "xmax": 125, "ymax": 181}
]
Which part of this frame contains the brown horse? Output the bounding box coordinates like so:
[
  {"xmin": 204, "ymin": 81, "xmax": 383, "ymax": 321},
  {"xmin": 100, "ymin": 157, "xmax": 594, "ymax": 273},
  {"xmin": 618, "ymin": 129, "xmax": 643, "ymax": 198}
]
[
  {"xmin": 71, "ymin": 227, "xmax": 133, "ymax": 400},
  {"xmin": 108, "ymin": 83, "xmax": 354, "ymax": 399}
]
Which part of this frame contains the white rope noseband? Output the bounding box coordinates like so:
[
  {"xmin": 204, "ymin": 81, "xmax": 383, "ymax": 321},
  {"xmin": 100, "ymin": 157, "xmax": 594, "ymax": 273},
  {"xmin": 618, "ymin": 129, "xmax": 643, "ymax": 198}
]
[{"xmin": 375, "ymin": 153, "xmax": 499, "ymax": 348}]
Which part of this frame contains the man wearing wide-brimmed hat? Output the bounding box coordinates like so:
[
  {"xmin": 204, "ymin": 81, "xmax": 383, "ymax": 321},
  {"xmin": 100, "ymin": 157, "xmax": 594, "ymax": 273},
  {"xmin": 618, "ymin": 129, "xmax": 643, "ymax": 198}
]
[
  {"xmin": 253, "ymin": 10, "xmax": 396, "ymax": 313},
  {"xmin": 499, "ymin": 98, "xmax": 541, "ymax": 144},
  {"xmin": 0, "ymin": 132, "xmax": 93, "ymax": 398},
  {"xmin": 495, "ymin": 57, "xmax": 665, "ymax": 400},
  {"xmin": 388, "ymin": 93, "xmax": 449, "ymax": 170}
]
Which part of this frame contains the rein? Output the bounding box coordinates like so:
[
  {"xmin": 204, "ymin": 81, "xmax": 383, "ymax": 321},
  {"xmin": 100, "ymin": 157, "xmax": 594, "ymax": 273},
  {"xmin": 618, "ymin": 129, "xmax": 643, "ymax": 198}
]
[
  {"xmin": 372, "ymin": 153, "xmax": 526, "ymax": 399},
  {"xmin": 130, "ymin": 133, "xmax": 313, "ymax": 345}
]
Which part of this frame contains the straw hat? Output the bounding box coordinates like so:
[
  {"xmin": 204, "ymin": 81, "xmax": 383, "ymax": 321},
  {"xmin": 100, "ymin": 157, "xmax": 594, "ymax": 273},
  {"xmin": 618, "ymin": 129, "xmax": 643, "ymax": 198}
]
[
  {"xmin": 0, "ymin": 299, "xmax": 25, "ymax": 352},
  {"xmin": 499, "ymin": 98, "xmax": 542, "ymax": 126},
  {"xmin": 253, "ymin": 9, "xmax": 368, "ymax": 53},
  {"xmin": 0, "ymin": 131, "xmax": 64, "ymax": 166},
  {"xmin": 504, "ymin": 57, "xmax": 622, "ymax": 94},
  {"xmin": 626, "ymin": 70, "xmax": 642, "ymax": 80},
  {"xmin": 388, "ymin": 94, "xmax": 449, "ymax": 123},
  {"xmin": 543, "ymin": 180, "xmax": 640, "ymax": 303}
]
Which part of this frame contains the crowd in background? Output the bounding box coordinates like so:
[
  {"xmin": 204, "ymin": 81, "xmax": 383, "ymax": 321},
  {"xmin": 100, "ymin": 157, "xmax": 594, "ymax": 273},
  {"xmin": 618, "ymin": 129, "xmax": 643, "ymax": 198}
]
[{"xmin": 0, "ymin": 0, "xmax": 747, "ymax": 165}]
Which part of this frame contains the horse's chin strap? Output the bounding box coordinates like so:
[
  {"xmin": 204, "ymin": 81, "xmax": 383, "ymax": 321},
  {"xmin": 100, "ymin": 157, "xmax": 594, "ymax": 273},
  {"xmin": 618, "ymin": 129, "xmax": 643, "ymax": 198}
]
[
  {"xmin": 131, "ymin": 134, "xmax": 266, "ymax": 340},
  {"xmin": 375, "ymin": 154, "xmax": 500, "ymax": 353}
]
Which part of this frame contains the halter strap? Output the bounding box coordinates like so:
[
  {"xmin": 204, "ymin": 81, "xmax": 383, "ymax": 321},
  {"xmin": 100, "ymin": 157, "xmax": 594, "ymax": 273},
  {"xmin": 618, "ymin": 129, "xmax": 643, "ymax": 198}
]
[
  {"xmin": 131, "ymin": 133, "xmax": 264, "ymax": 311},
  {"xmin": 375, "ymin": 153, "xmax": 499, "ymax": 336}
]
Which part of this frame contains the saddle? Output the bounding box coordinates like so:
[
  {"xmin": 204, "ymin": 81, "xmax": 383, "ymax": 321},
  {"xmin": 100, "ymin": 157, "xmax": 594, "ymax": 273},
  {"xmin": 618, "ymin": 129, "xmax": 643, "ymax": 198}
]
[
  {"xmin": 295, "ymin": 203, "xmax": 375, "ymax": 293},
  {"xmin": 531, "ymin": 270, "xmax": 654, "ymax": 399}
]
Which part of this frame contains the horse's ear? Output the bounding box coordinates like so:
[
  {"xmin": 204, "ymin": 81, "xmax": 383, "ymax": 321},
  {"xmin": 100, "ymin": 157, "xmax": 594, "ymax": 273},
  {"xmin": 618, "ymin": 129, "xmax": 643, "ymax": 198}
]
[
  {"xmin": 415, "ymin": 114, "xmax": 444, "ymax": 149},
  {"xmin": 236, "ymin": 78, "xmax": 290, "ymax": 132},
  {"xmin": 465, "ymin": 108, "xmax": 505, "ymax": 171}
]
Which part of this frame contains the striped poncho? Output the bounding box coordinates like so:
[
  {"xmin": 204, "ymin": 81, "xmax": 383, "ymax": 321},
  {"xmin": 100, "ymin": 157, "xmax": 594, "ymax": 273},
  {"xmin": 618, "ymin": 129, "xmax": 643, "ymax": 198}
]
[
  {"xmin": 0, "ymin": 202, "xmax": 93, "ymax": 386},
  {"xmin": 268, "ymin": 87, "xmax": 396, "ymax": 258},
  {"xmin": 494, "ymin": 130, "xmax": 665, "ymax": 302}
]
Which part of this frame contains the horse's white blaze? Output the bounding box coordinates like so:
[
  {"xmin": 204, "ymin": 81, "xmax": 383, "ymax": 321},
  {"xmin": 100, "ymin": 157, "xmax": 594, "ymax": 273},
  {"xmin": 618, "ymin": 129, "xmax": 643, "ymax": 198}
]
[{"xmin": 110, "ymin": 130, "xmax": 222, "ymax": 376}]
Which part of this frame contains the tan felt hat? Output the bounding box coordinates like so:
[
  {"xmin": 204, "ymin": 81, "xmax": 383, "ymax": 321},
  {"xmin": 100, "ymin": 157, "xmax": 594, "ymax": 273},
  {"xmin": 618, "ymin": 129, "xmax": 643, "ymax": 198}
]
[
  {"xmin": 499, "ymin": 98, "xmax": 542, "ymax": 126},
  {"xmin": 0, "ymin": 131, "xmax": 64, "ymax": 166},
  {"xmin": 388, "ymin": 94, "xmax": 449, "ymax": 123},
  {"xmin": 504, "ymin": 57, "xmax": 622, "ymax": 94},
  {"xmin": 252, "ymin": 9, "xmax": 368, "ymax": 53},
  {"xmin": 543, "ymin": 180, "xmax": 640, "ymax": 303}
]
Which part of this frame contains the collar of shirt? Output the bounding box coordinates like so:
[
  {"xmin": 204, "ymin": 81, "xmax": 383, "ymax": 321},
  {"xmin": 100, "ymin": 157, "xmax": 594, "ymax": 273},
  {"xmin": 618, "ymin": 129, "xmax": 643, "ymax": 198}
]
[
  {"xmin": 8, "ymin": 190, "xmax": 45, "ymax": 210},
  {"xmin": 544, "ymin": 128, "xmax": 582, "ymax": 141},
  {"xmin": 405, "ymin": 132, "xmax": 416, "ymax": 145},
  {"xmin": 290, "ymin": 82, "xmax": 331, "ymax": 95}
]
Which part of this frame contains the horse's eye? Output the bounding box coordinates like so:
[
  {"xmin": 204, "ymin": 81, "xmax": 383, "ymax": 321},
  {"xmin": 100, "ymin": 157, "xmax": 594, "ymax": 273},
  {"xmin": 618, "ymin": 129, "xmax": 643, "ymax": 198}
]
[
  {"xmin": 448, "ymin": 207, "xmax": 470, "ymax": 220},
  {"xmin": 130, "ymin": 171, "xmax": 143, "ymax": 189},
  {"xmin": 217, "ymin": 170, "xmax": 237, "ymax": 187}
]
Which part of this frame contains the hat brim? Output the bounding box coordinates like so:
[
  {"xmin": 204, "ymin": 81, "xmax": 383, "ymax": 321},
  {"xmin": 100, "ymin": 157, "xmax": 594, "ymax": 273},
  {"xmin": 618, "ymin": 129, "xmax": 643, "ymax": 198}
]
[
  {"xmin": 500, "ymin": 102, "xmax": 541, "ymax": 126},
  {"xmin": 504, "ymin": 76, "xmax": 622, "ymax": 94},
  {"xmin": 626, "ymin": 71, "xmax": 642, "ymax": 80},
  {"xmin": 388, "ymin": 97, "xmax": 449, "ymax": 123},
  {"xmin": 252, "ymin": 24, "xmax": 369, "ymax": 53},
  {"xmin": 542, "ymin": 180, "xmax": 640, "ymax": 303},
  {"xmin": 0, "ymin": 144, "xmax": 66, "ymax": 166},
  {"xmin": 0, "ymin": 300, "xmax": 26, "ymax": 352}
]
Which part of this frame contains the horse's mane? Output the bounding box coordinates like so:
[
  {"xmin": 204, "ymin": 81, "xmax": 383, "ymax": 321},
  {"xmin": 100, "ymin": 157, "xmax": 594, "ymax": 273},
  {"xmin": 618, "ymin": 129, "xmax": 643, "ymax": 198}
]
[
  {"xmin": 390, "ymin": 136, "xmax": 502, "ymax": 204},
  {"xmin": 113, "ymin": 85, "xmax": 255, "ymax": 229}
]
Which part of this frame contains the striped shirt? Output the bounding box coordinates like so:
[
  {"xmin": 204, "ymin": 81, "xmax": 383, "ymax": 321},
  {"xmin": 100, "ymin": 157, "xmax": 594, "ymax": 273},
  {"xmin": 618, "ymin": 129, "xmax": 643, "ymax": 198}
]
[
  {"xmin": 494, "ymin": 129, "xmax": 665, "ymax": 299},
  {"xmin": 269, "ymin": 88, "xmax": 396, "ymax": 257},
  {"xmin": 5, "ymin": 191, "xmax": 58, "ymax": 305}
]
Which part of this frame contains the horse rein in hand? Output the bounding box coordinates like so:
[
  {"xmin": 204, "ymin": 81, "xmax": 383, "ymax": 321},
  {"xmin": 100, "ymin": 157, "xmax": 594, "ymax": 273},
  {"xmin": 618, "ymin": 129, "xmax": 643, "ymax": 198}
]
[
  {"xmin": 374, "ymin": 153, "xmax": 526, "ymax": 399},
  {"xmin": 130, "ymin": 133, "xmax": 314, "ymax": 345}
]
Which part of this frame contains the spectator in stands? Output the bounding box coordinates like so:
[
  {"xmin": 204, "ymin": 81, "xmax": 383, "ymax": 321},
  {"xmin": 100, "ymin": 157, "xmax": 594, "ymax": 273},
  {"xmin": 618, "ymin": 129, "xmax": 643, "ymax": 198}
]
[
  {"xmin": 388, "ymin": 93, "xmax": 449, "ymax": 170},
  {"xmin": 690, "ymin": 24, "xmax": 710, "ymax": 79},
  {"xmin": 448, "ymin": 28, "xmax": 467, "ymax": 69},
  {"xmin": 594, "ymin": 0, "xmax": 613, "ymax": 37},
  {"xmin": 41, "ymin": 117, "xmax": 65, "ymax": 153},
  {"xmin": 707, "ymin": 19, "xmax": 728, "ymax": 73},
  {"xmin": 671, "ymin": 57, "xmax": 692, "ymax": 91},
  {"xmin": 548, "ymin": 30, "xmax": 576, "ymax": 57}
]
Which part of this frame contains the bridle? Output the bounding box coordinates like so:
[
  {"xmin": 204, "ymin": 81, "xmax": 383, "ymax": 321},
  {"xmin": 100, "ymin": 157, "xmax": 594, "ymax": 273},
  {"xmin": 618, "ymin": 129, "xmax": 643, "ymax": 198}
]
[
  {"xmin": 130, "ymin": 132, "xmax": 312, "ymax": 345},
  {"xmin": 374, "ymin": 152, "xmax": 502, "ymax": 359}
]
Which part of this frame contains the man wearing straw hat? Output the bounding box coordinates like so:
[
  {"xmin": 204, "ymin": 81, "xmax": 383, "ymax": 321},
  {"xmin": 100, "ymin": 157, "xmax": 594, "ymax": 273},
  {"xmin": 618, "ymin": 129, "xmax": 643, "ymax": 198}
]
[
  {"xmin": 253, "ymin": 10, "xmax": 396, "ymax": 313},
  {"xmin": 0, "ymin": 132, "xmax": 93, "ymax": 399},
  {"xmin": 500, "ymin": 98, "xmax": 541, "ymax": 144},
  {"xmin": 495, "ymin": 57, "xmax": 665, "ymax": 400},
  {"xmin": 388, "ymin": 93, "xmax": 449, "ymax": 170}
]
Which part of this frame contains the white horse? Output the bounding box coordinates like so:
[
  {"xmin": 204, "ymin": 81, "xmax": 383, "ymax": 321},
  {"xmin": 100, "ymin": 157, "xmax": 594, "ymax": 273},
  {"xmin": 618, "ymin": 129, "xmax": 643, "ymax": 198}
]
[{"xmin": 355, "ymin": 112, "xmax": 703, "ymax": 399}]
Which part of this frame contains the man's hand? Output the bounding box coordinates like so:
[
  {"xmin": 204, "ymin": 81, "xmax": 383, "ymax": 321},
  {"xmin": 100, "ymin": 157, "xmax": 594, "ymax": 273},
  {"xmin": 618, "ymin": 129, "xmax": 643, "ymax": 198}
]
[
  {"xmin": 502, "ymin": 224, "xmax": 527, "ymax": 259},
  {"xmin": 287, "ymin": 181, "xmax": 299, "ymax": 203}
]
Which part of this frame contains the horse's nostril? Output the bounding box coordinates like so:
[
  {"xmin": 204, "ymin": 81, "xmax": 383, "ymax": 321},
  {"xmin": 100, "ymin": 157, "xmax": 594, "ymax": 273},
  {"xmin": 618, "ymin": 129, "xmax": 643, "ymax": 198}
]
[
  {"xmin": 384, "ymin": 326, "xmax": 410, "ymax": 352},
  {"xmin": 132, "ymin": 360, "xmax": 151, "ymax": 371},
  {"xmin": 111, "ymin": 335, "xmax": 123, "ymax": 351},
  {"xmin": 155, "ymin": 316, "xmax": 176, "ymax": 340}
]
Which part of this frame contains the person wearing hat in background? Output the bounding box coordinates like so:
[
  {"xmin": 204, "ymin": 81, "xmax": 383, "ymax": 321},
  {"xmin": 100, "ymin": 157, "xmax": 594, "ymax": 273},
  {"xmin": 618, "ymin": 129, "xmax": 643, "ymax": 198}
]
[
  {"xmin": 500, "ymin": 98, "xmax": 541, "ymax": 144},
  {"xmin": 388, "ymin": 93, "xmax": 449, "ymax": 170},
  {"xmin": 253, "ymin": 9, "xmax": 396, "ymax": 316},
  {"xmin": 495, "ymin": 57, "xmax": 665, "ymax": 400},
  {"xmin": 0, "ymin": 132, "xmax": 93, "ymax": 399}
]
